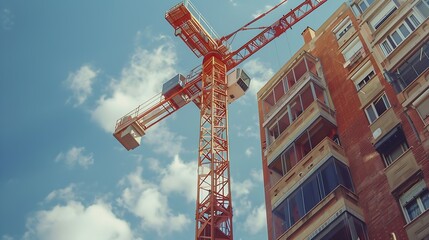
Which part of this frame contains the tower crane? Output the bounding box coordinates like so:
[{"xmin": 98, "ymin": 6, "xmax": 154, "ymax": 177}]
[{"xmin": 113, "ymin": 0, "xmax": 327, "ymax": 239}]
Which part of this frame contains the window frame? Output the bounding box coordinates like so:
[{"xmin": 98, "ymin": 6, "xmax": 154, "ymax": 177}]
[
  {"xmin": 399, "ymin": 181, "xmax": 429, "ymax": 223},
  {"xmin": 371, "ymin": 2, "xmax": 398, "ymax": 30},
  {"xmin": 381, "ymin": 141, "xmax": 409, "ymax": 166},
  {"xmin": 364, "ymin": 93, "xmax": 391, "ymax": 124},
  {"xmin": 380, "ymin": 13, "xmax": 422, "ymax": 56},
  {"xmin": 357, "ymin": 0, "xmax": 374, "ymax": 13},
  {"xmin": 356, "ymin": 70, "xmax": 375, "ymax": 91}
]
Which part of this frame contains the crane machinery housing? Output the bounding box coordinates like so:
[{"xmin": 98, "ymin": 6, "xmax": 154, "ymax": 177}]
[{"xmin": 113, "ymin": 0, "xmax": 327, "ymax": 239}]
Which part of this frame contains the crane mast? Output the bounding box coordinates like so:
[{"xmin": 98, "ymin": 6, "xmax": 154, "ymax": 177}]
[{"xmin": 113, "ymin": 1, "xmax": 327, "ymax": 239}]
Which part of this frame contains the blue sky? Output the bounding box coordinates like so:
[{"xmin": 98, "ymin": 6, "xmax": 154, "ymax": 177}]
[{"xmin": 0, "ymin": 1, "xmax": 343, "ymax": 240}]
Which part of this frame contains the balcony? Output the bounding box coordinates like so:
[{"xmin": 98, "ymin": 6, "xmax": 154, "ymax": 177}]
[
  {"xmin": 369, "ymin": 108, "xmax": 401, "ymax": 145},
  {"xmin": 277, "ymin": 186, "xmax": 364, "ymax": 240},
  {"xmin": 399, "ymin": 69, "xmax": 429, "ymax": 106},
  {"xmin": 270, "ymin": 138, "xmax": 347, "ymax": 206},
  {"xmin": 263, "ymin": 71, "xmax": 322, "ymax": 122},
  {"xmin": 384, "ymin": 148, "xmax": 421, "ymax": 191},
  {"xmin": 358, "ymin": 75, "xmax": 383, "ymax": 108},
  {"xmin": 260, "ymin": 53, "xmax": 321, "ymax": 120},
  {"xmin": 405, "ymin": 209, "xmax": 429, "ymax": 240},
  {"xmin": 266, "ymin": 100, "xmax": 336, "ymax": 158}
]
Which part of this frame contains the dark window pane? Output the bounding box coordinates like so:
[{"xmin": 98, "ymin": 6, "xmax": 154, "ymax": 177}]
[
  {"xmin": 274, "ymin": 81, "xmax": 285, "ymax": 102},
  {"xmin": 422, "ymin": 190, "xmax": 429, "ymax": 210},
  {"xmin": 374, "ymin": 96, "xmax": 388, "ymax": 116},
  {"xmin": 269, "ymin": 155, "xmax": 284, "ymax": 186},
  {"xmin": 283, "ymin": 145, "xmax": 297, "ymax": 173},
  {"xmin": 320, "ymin": 217, "xmax": 351, "ymax": 240},
  {"xmin": 336, "ymin": 162, "xmax": 354, "ymax": 192},
  {"xmin": 391, "ymin": 31, "xmax": 402, "ymax": 45},
  {"xmin": 414, "ymin": 53, "xmax": 429, "ymax": 76},
  {"xmin": 399, "ymin": 24, "xmax": 410, "ymax": 38},
  {"xmin": 417, "ymin": 1, "xmax": 429, "ymax": 18},
  {"xmin": 406, "ymin": 199, "xmax": 422, "ymax": 221},
  {"xmin": 359, "ymin": 2, "xmax": 367, "ymax": 12},
  {"xmin": 272, "ymin": 200, "xmax": 289, "ymax": 239},
  {"xmin": 303, "ymin": 175, "xmax": 321, "ymax": 212},
  {"xmin": 405, "ymin": 18, "xmax": 416, "ymax": 31},
  {"xmin": 289, "ymin": 189, "xmax": 305, "ymax": 225},
  {"xmin": 321, "ymin": 160, "xmax": 339, "ymax": 196}
]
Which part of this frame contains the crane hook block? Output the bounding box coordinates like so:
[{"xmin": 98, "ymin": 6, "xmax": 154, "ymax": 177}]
[{"xmin": 227, "ymin": 68, "xmax": 251, "ymax": 103}]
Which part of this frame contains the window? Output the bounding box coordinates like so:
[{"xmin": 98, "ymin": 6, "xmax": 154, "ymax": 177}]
[
  {"xmin": 365, "ymin": 94, "xmax": 391, "ymax": 124},
  {"xmin": 265, "ymin": 82, "xmax": 328, "ymax": 145},
  {"xmin": 342, "ymin": 38, "xmax": 363, "ymax": 67},
  {"xmin": 357, "ymin": 0, "xmax": 375, "ymax": 13},
  {"xmin": 262, "ymin": 56, "xmax": 319, "ymax": 117},
  {"xmin": 271, "ymin": 158, "xmax": 355, "ymax": 237},
  {"xmin": 416, "ymin": 0, "xmax": 429, "ymax": 18},
  {"xmin": 312, "ymin": 212, "xmax": 369, "ymax": 240},
  {"xmin": 389, "ymin": 42, "xmax": 429, "ymax": 93},
  {"xmin": 267, "ymin": 118, "xmax": 337, "ymax": 186},
  {"xmin": 400, "ymin": 181, "xmax": 429, "ymax": 223},
  {"xmin": 289, "ymin": 189, "xmax": 305, "ymax": 225},
  {"xmin": 413, "ymin": 89, "xmax": 429, "ymax": 125},
  {"xmin": 370, "ymin": 1, "xmax": 397, "ymax": 30},
  {"xmin": 356, "ymin": 70, "xmax": 375, "ymax": 90},
  {"xmin": 302, "ymin": 175, "xmax": 321, "ymax": 212},
  {"xmin": 382, "ymin": 141, "xmax": 408, "ymax": 166},
  {"xmin": 374, "ymin": 126, "xmax": 409, "ymax": 166},
  {"xmin": 380, "ymin": 14, "xmax": 422, "ymax": 56},
  {"xmin": 333, "ymin": 18, "xmax": 353, "ymax": 40}
]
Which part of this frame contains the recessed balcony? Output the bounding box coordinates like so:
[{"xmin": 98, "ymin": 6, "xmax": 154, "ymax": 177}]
[
  {"xmin": 277, "ymin": 186, "xmax": 364, "ymax": 240},
  {"xmin": 266, "ymin": 100, "xmax": 336, "ymax": 158},
  {"xmin": 369, "ymin": 108, "xmax": 401, "ymax": 145},
  {"xmin": 270, "ymin": 138, "xmax": 347, "ymax": 206},
  {"xmin": 405, "ymin": 209, "xmax": 429, "ymax": 240},
  {"xmin": 358, "ymin": 75, "xmax": 383, "ymax": 108},
  {"xmin": 384, "ymin": 148, "xmax": 421, "ymax": 191}
]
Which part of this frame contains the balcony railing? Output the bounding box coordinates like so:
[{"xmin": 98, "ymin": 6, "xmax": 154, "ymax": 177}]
[
  {"xmin": 369, "ymin": 108, "xmax": 401, "ymax": 145},
  {"xmin": 270, "ymin": 138, "xmax": 347, "ymax": 206},
  {"xmin": 384, "ymin": 147, "xmax": 420, "ymax": 191},
  {"xmin": 266, "ymin": 100, "xmax": 336, "ymax": 158}
]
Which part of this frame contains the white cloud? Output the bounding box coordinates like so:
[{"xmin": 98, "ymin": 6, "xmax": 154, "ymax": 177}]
[
  {"xmin": 159, "ymin": 155, "xmax": 197, "ymax": 202},
  {"xmin": 243, "ymin": 58, "xmax": 274, "ymax": 97},
  {"xmin": 245, "ymin": 147, "xmax": 253, "ymax": 157},
  {"xmin": 229, "ymin": 0, "xmax": 238, "ymax": 6},
  {"xmin": 45, "ymin": 184, "xmax": 76, "ymax": 202},
  {"xmin": 252, "ymin": 5, "xmax": 273, "ymax": 18},
  {"xmin": 91, "ymin": 37, "xmax": 178, "ymax": 133},
  {"xmin": 232, "ymin": 179, "xmax": 254, "ymax": 199},
  {"xmin": 24, "ymin": 201, "xmax": 136, "ymax": 240},
  {"xmin": 118, "ymin": 166, "xmax": 190, "ymax": 235},
  {"xmin": 237, "ymin": 125, "xmax": 260, "ymax": 139},
  {"xmin": 65, "ymin": 65, "xmax": 98, "ymax": 107},
  {"xmin": 1, "ymin": 9, "xmax": 14, "ymax": 30},
  {"xmin": 250, "ymin": 169, "xmax": 263, "ymax": 183},
  {"xmin": 243, "ymin": 204, "xmax": 267, "ymax": 235},
  {"xmin": 1, "ymin": 235, "xmax": 14, "ymax": 240},
  {"xmin": 143, "ymin": 122, "xmax": 185, "ymax": 157},
  {"xmin": 55, "ymin": 146, "xmax": 94, "ymax": 169}
]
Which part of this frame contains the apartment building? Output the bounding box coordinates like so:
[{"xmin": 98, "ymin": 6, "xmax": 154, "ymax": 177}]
[{"xmin": 257, "ymin": 1, "xmax": 429, "ymax": 239}]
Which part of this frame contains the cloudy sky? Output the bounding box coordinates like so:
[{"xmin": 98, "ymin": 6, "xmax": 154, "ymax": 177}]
[{"xmin": 0, "ymin": 1, "xmax": 343, "ymax": 240}]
